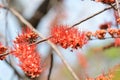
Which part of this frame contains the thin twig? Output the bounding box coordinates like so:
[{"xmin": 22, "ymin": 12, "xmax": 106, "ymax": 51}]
[
  {"xmin": 32, "ymin": 36, "xmax": 52, "ymax": 45},
  {"xmin": 9, "ymin": 8, "xmax": 80, "ymax": 80},
  {"xmin": 109, "ymin": 4, "xmax": 117, "ymax": 10},
  {"xmin": 70, "ymin": 3, "xmax": 117, "ymax": 28},
  {"xmin": 89, "ymin": 36, "xmax": 118, "ymax": 41},
  {"xmin": 47, "ymin": 53, "xmax": 54, "ymax": 80}
]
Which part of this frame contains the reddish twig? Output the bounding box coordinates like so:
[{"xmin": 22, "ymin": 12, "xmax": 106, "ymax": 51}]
[{"xmin": 32, "ymin": 36, "xmax": 52, "ymax": 45}]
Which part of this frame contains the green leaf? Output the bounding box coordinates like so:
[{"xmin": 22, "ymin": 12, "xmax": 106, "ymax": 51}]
[{"xmin": 104, "ymin": 47, "xmax": 120, "ymax": 59}]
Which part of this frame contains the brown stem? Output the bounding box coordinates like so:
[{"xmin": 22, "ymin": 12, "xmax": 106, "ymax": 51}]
[
  {"xmin": 34, "ymin": 36, "xmax": 52, "ymax": 45},
  {"xmin": 89, "ymin": 36, "xmax": 118, "ymax": 41},
  {"xmin": 109, "ymin": 3, "xmax": 117, "ymax": 10},
  {"xmin": 47, "ymin": 53, "xmax": 54, "ymax": 80}
]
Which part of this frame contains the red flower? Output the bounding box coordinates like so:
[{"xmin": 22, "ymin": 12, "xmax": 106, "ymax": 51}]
[
  {"xmin": 12, "ymin": 27, "xmax": 43, "ymax": 78},
  {"xmin": 50, "ymin": 25, "xmax": 87, "ymax": 49},
  {"xmin": 0, "ymin": 43, "xmax": 7, "ymax": 60},
  {"xmin": 14, "ymin": 27, "xmax": 38, "ymax": 44},
  {"xmin": 12, "ymin": 43, "xmax": 43, "ymax": 78}
]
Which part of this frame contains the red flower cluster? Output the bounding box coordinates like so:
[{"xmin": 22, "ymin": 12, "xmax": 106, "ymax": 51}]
[
  {"xmin": 0, "ymin": 43, "xmax": 7, "ymax": 60},
  {"xmin": 95, "ymin": 0, "xmax": 115, "ymax": 4},
  {"xmin": 50, "ymin": 25, "xmax": 87, "ymax": 49},
  {"xmin": 12, "ymin": 27, "xmax": 42, "ymax": 78},
  {"xmin": 14, "ymin": 27, "xmax": 38, "ymax": 44},
  {"xmin": 85, "ymin": 28, "xmax": 120, "ymax": 40},
  {"xmin": 12, "ymin": 43, "xmax": 42, "ymax": 78}
]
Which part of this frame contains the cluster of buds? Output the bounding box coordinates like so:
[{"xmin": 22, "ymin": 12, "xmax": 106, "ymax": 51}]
[
  {"xmin": 0, "ymin": 43, "xmax": 7, "ymax": 60},
  {"xmin": 50, "ymin": 25, "xmax": 88, "ymax": 49},
  {"xmin": 95, "ymin": 0, "xmax": 115, "ymax": 4},
  {"xmin": 86, "ymin": 22, "xmax": 111, "ymax": 39},
  {"xmin": 95, "ymin": 30, "xmax": 106, "ymax": 39},
  {"xmin": 85, "ymin": 28, "xmax": 120, "ymax": 40},
  {"xmin": 85, "ymin": 30, "xmax": 106, "ymax": 39},
  {"xmin": 107, "ymin": 28, "xmax": 120, "ymax": 38}
]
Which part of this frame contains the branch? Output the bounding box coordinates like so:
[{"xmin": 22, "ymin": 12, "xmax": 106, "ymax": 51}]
[
  {"xmin": 71, "ymin": 3, "xmax": 117, "ymax": 28},
  {"xmin": 47, "ymin": 53, "xmax": 54, "ymax": 80},
  {"xmin": 89, "ymin": 36, "xmax": 119, "ymax": 41},
  {"xmin": 31, "ymin": 36, "xmax": 52, "ymax": 45},
  {"xmin": 9, "ymin": 8, "xmax": 79, "ymax": 80}
]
